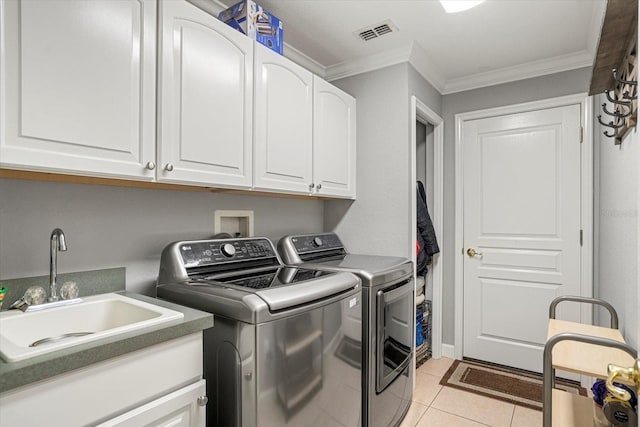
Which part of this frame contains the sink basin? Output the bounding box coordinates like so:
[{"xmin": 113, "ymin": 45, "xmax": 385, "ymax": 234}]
[{"xmin": 0, "ymin": 293, "xmax": 184, "ymax": 362}]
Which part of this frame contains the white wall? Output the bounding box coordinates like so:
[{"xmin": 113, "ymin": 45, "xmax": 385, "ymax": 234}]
[
  {"xmin": 594, "ymin": 93, "xmax": 639, "ymax": 350},
  {"xmin": 0, "ymin": 179, "xmax": 324, "ymax": 295}
]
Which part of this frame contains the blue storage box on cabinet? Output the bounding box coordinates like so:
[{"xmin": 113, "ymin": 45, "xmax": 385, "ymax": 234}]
[{"xmin": 218, "ymin": 0, "xmax": 283, "ymax": 55}]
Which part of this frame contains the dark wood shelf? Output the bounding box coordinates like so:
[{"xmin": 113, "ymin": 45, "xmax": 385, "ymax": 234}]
[{"xmin": 589, "ymin": 0, "xmax": 638, "ymax": 96}]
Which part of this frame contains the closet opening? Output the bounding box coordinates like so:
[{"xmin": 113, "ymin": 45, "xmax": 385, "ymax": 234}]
[{"xmin": 410, "ymin": 96, "xmax": 444, "ymax": 366}]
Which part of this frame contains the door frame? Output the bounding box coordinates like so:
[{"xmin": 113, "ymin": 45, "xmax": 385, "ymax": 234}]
[
  {"xmin": 453, "ymin": 93, "xmax": 594, "ymax": 359},
  {"xmin": 410, "ymin": 96, "xmax": 444, "ymax": 359}
]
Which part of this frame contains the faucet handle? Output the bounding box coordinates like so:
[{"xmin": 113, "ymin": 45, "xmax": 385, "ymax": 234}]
[
  {"xmin": 60, "ymin": 281, "xmax": 79, "ymax": 300},
  {"xmin": 24, "ymin": 286, "xmax": 47, "ymax": 305}
]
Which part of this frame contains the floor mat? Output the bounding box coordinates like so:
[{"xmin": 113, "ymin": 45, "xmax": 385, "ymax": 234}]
[{"xmin": 439, "ymin": 359, "xmax": 587, "ymax": 410}]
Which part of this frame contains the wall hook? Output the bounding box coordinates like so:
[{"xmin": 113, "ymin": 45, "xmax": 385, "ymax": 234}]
[
  {"xmin": 604, "ymin": 89, "xmax": 633, "ymax": 108},
  {"xmin": 613, "ymin": 68, "xmax": 637, "ymax": 86},
  {"xmin": 597, "ymin": 115, "xmax": 625, "ymax": 129},
  {"xmin": 603, "ymin": 129, "xmax": 618, "ymax": 138},
  {"xmin": 623, "ymin": 90, "xmax": 638, "ymax": 101},
  {"xmin": 601, "ymin": 103, "xmax": 632, "ymax": 118}
]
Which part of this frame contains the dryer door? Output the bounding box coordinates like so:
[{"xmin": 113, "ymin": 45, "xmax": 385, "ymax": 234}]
[{"xmin": 375, "ymin": 279, "xmax": 414, "ymax": 392}]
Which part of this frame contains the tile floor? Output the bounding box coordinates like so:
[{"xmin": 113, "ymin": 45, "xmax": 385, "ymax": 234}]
[{"xmin": 400, "ymin": 357, "xmax": 542, "ymax": 427}]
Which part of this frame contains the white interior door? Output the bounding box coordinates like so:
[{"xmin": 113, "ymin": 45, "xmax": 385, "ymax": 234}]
[{"xmin": 462, "ymin": 104, "xmax": 583, "ymax": 373}]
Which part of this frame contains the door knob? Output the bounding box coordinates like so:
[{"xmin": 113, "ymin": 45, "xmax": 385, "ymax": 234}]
[
  {"xmin": 467, "ymin": 248, "xmax": 483, "ymax": 257},
  {"xmin": 606, "ymin": 359, "xmax": 640, "ymax": 400}
]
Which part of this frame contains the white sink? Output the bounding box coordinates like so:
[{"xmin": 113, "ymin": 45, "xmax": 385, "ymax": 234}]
[{"xmin": 0, "ymin": 293, "xmax": 184, "ymax": 362}]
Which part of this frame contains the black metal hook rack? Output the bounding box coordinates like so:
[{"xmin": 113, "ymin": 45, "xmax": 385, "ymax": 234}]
[
  {"xmin": 589, "ymin": 0, "xmax": 638, "ymax": 145},
  {"xmin": 599, "ymin": 64, "xmax": 637, "ymax": 144}
]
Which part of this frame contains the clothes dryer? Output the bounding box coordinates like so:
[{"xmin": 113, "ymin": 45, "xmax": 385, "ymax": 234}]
[{"xmin": 278, "ymin": 233, "xmax": 414, "ymax": 427}]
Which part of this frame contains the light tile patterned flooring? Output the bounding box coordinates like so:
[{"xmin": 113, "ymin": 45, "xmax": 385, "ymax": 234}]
[{"xmin": 400, "ymin": 357, "xmax": 542, "ymax": 427}]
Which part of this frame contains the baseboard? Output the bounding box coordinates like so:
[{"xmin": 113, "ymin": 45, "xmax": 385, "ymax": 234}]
[{"xmin": 441, "ymin": 343, "xmax": 456, "ymax": 359}]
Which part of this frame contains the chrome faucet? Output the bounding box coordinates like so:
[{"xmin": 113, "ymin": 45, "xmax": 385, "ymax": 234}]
[{"xmin": 49, "ymin": 228, "xmax": 67, "ymax": 302}]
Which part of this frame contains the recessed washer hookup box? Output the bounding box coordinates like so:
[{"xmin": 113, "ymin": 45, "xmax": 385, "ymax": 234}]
[{"xmin": 218, "ymin": 0, "xmax": 283, "ymax": 55}]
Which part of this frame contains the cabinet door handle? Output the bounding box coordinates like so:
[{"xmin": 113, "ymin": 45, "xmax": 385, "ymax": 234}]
[
  {"xmin": 197, "ymin": 396, "xmax": 208, "ymax": 406},
  {"xmin": 145, "ymin": 161, "xmax": 156, "ymax": 170},
  {"xmin": 316, "ymin": 184, "xmax": 322, "ymax": 190},
  {"xmin": 309, "ymin": 183, "xmax": 315, "ymax": 189},
  {"xmin": 164, "ymin": 163, "xmax": 174, "ymax": 172}
]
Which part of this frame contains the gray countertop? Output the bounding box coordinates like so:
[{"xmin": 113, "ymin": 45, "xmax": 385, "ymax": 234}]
[{"xmin": 0, "ymin": 292, "xmax": 213, "ymax": 393}]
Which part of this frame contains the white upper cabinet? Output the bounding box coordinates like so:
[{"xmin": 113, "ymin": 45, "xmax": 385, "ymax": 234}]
[
  {"xmin": 0, "ymin": 0, "xmax": 157, "ymax": 180},
  {"xmin": 1, "ymin": 0, "xmax": 356, "ymax": 198},
  {"xmin": 157, "ymin": 0, "xmax": 253, "ymax": 187},
  {"xmin": 312, "ymin": 76, "xmax": 357, "ymax": 199},
  {"xmin": 253, "ymin": 43, "xmax": 314, "ymax": 194}
]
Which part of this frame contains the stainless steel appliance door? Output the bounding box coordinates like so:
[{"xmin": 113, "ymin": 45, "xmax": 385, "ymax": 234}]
[
  {"xmin": 255, "ymin": 291, "xmax": 362, "ymax": 426},
  {"xmin": 376, "ymin": 280, "xmax": 413, "ymax": 393}
]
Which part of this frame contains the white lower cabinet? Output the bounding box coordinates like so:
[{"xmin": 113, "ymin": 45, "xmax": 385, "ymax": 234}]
[
  {"xmin": 0, "ymin": 0, "xmax": 157, "ymax": 180},
  {"xmin": 98, "ymin": 380, "xmax": 206, "ymax": 427},
  {"xmin": 0, "ymin": 333, "xmax": 205, "ymax": 427}
]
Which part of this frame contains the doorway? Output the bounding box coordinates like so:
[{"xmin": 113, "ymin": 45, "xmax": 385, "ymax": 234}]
[
  {"xmin": 410, "ymin": 96, "xmax": 443, "ymax": 360},
  {"xmin": 454, "ymin": 94, "xmax": 594, "ymax": 373}
]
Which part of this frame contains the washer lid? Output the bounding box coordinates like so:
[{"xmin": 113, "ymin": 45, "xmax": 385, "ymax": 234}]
[
  {"xmin": 255, "ymin": 270, "xmax": 359, "ymax": 311},
  {"xmin": 298, "ymin": 255, "xmax": 413, "ymax": 287},
  {"xmin": 157, "ymin": 267, "xmax": 360, "ymax": 323}
]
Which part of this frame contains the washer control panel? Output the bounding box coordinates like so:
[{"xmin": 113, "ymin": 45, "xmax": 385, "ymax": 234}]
[{"xmin": 179, "ymin": 238, "xmax": 276, "ymax": 268}]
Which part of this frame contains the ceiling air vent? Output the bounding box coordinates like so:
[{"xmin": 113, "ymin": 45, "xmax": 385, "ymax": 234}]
[{"xmin": 355, "ymin": 20, "xmax": 398, "ymax": 42}]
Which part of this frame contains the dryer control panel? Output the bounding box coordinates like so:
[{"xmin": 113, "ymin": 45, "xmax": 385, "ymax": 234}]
[
  {"xmin": 278, "ymin": 233, "xmax": 348, "ymax": 264},
  {"xmin": 289, "ymin": 233, "xmax": 344, "ymax": 254}
]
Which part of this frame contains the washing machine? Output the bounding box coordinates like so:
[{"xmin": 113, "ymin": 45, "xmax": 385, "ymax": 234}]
[{"xmin": 157, "ymin": 236, "xmax": 363, "ymax": 426}]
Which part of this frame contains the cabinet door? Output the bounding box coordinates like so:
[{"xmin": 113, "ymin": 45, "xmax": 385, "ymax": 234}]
[
  {"xmin": 98, "ymin": 380, "xmax": 206, "ymax": 427},
  {"xmin": 0, "ymin": 0, "xmax": 156, "ymax": 180},
  {"xmin": 158, "ymin": 0, "xmax": 252, "ymax": 187},
  {"xmin": 253, "ymin": 44, "xmax": 313, "ymax": 194},
  {"xmin": 313, "ymin": 77, "xmax": 357, "ymax": 199}
]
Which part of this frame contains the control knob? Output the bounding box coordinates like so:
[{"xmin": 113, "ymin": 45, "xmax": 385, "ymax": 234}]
[
  {"xmin": 221, "ymin": 243, "xmax": 236, "ymax": 257},
  {"xmin": 312, "ymin": 237, "xmax": 323, "ymax": 247}
]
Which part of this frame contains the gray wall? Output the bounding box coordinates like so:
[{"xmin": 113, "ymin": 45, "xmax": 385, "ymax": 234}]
[
  {"xmin": 594, "ymin": 94, "xmax": 639, "ymax": 350},
  {"xmin": 324, "ymin": 63, "xmax": 442, "ymax": 260},
  {"xmin": 440, "ymin": 67, "xmax": 592, "ymax": 345},
  {"xmin": 324, "ymin": 64, "xmax": 411, "ymax": 257},
  {"xmin": 408, "ymin": 65, "xmax": 442, "ymax": 116},
  {"xmin": 0, "ymin": 179, "xmax": 323, "ymax": 295}
]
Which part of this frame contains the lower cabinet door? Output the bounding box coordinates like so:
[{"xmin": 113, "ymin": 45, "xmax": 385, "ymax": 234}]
[{"xmin": 98, "ymin": 380, "xmax": 206, "ymax": 427}]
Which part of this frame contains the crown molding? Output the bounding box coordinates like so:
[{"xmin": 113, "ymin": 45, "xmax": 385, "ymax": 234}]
[
  {"xmin": 441, "ymin": 50, "xmax": 594, "ymax": 94},
  {"xmin": 283, "ymin": 44, "xmax": 327, "ymax": 77},
  {"xmin": 196, "ymin": 0, "xmax": 598, "ymax": 95},
  {"xmin": 322, "ymin": 44, "xmax": 591, "ymax": 95},
  {"xmin": 323, "ymin": 46, "xmax": 412, "ymax": 82},
  {"xmin": 407, "ymin": 42, "xmax": 446, "ymax": 94}
]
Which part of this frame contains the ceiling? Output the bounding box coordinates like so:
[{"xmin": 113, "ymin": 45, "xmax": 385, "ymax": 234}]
[{"xmin": 214, "ymin": 0, "xmax": 607, "ymax": 94}]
